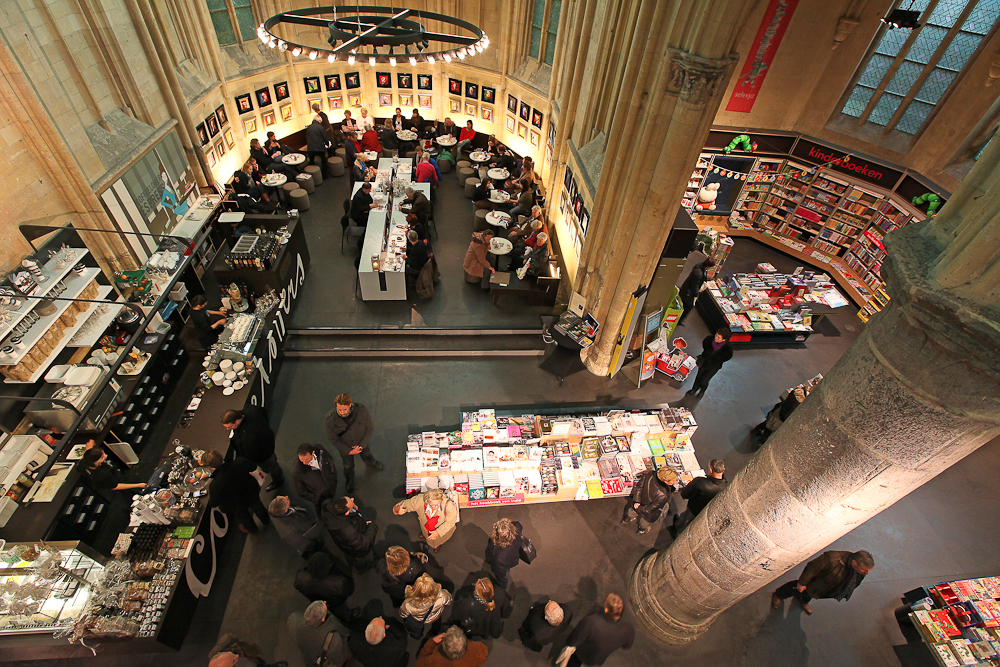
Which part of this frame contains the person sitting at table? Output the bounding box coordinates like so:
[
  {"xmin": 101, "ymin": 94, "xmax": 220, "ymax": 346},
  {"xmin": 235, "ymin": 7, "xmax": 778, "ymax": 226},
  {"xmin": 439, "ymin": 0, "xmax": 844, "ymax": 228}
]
[
  {"xmin": 233, "ymin": 162, "xmax": 269, "ymax": 202},
  {"xmin": 360, "ymin": 124, "xmax": 383, "ymax": 155},
  {"xmin": 509, "ymin": 216, "xmax": 545, "ymax": 263},
  {"xmin": 492, "ymin": 146, "xmax": 518, "ymax": 174},
  {"xmin": 81, "ymin": 441, "xmax": 146, "ymax": 492},
  {"xmin": 508, "ymin": 181, "xmax": 535, "ymax": 221},
  {"xmin": 410, "ymin": 109, "xmax": 424, "ymax": 133},
  {"xmin": 406, "ymin": 213, "xmax": 428, "ymax": 241},
  {"xmin": 351, "ymin": 182, "xmax": 378, "ymax": 227},
  {"xmin": 391, "ymin": 108, "xmax": 405, "ymax": 130},
  {"xmin": 464, "ymin": 230, "xmax": 496, "ymax": 289},
  {"xmin": 423, "ymin": 151, "xmax": 442, "ymax": 183},
  {"xmin": 472, "ymin": 181, "xmax": 494, "ymax": 212},
  {"xmin": 353, "ymin": 155, "xmax": 376, "ymax": 185},
  {"xmin": 265, "ymin": 131, "xmax": 295, "ymax": 158},
  {"xmin": 405, "ymin": 230, "xmax": 429, "ymax": 286},
  {"xmin": 518, "ymin": 156, "xmax": 535, "ymax": 181},
  {"xmin": 415, "ymin": 155, "xmax": 438, "ymax": 188},
  {"xmin": 402, "ymin": 187, "xmax": 431, "ymax": 225},
  {"xmin": 358, "ymin": 108, "xmax": 376, "ymax": 132},
  {"xmin": 342, "ymin": 110, "xmax": 358, "ymax": 134},
  {"xmin": 307, "ymin": 115, "xmax": 332, "ymax": 179},
  {"xmin": 420, "ymin": 121, "xmax": 438, "ymax": 143},
  {"xmin": 519, "ymin": 233, "xmax": 550, "ymax": 279},
  {"xmin": 345, "ymin": 135, "xmax": 362, "ymax": 187},
  {"xmin": 456, "ymin": 120, "xmax": 476, "ymax": 156},
  {"xmin": 250, "ymin": 139, "xmax": 298, "ymax": 180},
  {"xmin": 378, "ymin": 119, "xmax": 399, "ymax": 152},
  {"xmin": 438, "ymin": 117, "xmax": 459, "ymax": 140}
]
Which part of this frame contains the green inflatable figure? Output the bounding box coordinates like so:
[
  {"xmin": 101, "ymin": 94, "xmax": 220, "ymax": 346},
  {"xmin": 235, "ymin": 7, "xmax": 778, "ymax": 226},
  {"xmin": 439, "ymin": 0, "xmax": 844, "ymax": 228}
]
[
  {"xmin": 912, "ymin": 192, "xmax": 942, "ymax": 216},
  {"xmin": 723, "ymin": 134, "xmax": 758, "ymax": 154}
]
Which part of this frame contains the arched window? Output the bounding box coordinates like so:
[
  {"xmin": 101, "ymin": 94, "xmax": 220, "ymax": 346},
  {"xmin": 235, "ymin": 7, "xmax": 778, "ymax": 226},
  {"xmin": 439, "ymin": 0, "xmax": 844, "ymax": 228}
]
[
  {"xmin": 208, "ymin": 0, "xmax": 257, "ymax": 47},
  {"xmin": 529, "ymin": 0, "xmax": 561, "ymax": 65},
  {"xmin": 841, "ymin": 0, "xmax": 1000, "ymax": 135}
]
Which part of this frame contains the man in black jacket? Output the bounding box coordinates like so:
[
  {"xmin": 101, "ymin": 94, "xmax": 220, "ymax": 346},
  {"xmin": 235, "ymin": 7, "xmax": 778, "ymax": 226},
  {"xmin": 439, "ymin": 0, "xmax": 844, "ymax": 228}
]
[
  {"xmin": 268, "ymin": 495, "xmax": 319, "ymax": 557},
  {"xmin": 351, "ymin": 183, "xmax": 377, "ymax": 227},
  {"xmin": 402, "ymin": 187, "xmax": 431, "ymax": 226},
  {"xmin": 621, "ymin": 468, "xmax": 678, "ymax": 535},
  {"xmin": 686, "ymin": 327, "xmax": 734, "ymax": 398},
  {"xmin": 222, "ymin": 407, "xmax": 283, "ymax": 492},
  {"xmin": 349, "ymin": 616, "xmax": 409, "ymax": 667},
  {"xmin": 562, "ymin": 593, "xmax": 634, "ymax": 666},
  {"xmin": 404, "ymin": 231, "xmax": 429, "ymax": 286},
  {"xmin": 678, "ymin": 258, "xmax": 715, "ymax": 325},
  {"xmin": 249, "ymin": 138, "xmax": 298, "ymax": 179},
  {"xmin": 201, "ymin": 449, "xmax": 268, "ymax": 534},
  {"xmin": 293, "ymin": 552, "xmax": 359, "ymax": 623},
  {"xmin": 321, "ymin": 496, "xmax": 376, "ymax": 572},
  {"xmin": 519, "ymin": 598, "xmax": 572, "ymax": 653},
  {"xmin": 680, "ymin": 459, "xmax": 727, "ymax": 517},
  {"xmin": 306, "ymin": 115, "xmax": 331, "ymax": 178},
  {"xmin": 291, "ymin": 443, "xmax": 338, "ymax": 508},
  {"xmin": 323, "ymin": 393, "xmax": 383, "ymax": 493}
]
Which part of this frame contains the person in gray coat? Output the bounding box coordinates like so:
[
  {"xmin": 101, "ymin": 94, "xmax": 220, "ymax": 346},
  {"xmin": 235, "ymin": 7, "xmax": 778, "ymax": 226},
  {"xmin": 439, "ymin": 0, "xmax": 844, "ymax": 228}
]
[
  {"xmin": 323, "ymin": 393, "xmax": 383, "ymax": 493},
  {"xmin": 306, "ymin": 115, "xmax": 331, "ymax": 178},
  {"xmin": 287, "ymin": 600, "xmax": 349, "ymax": 667},
  {"xmin": 268, "ymin": 495, "xmax": 319, "ymax": 557}
]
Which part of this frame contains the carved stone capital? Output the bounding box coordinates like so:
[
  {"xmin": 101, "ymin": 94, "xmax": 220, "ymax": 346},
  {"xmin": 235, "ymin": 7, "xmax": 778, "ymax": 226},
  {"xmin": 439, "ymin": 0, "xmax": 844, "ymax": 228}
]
[
  {"xmin": 665, "ymin": 48, "xmax": 736, "ymax": 105},
  {"xmin": 832, "ymin": 16, "xmax": 860, "ymax": 49}
]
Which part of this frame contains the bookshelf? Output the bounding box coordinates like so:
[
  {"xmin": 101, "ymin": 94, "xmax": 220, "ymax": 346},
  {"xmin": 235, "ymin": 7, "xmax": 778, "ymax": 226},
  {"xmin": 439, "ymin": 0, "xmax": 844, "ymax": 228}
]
[{"xmin": 681, "ymin": 153, "xmax": 713, "ymax": 209}]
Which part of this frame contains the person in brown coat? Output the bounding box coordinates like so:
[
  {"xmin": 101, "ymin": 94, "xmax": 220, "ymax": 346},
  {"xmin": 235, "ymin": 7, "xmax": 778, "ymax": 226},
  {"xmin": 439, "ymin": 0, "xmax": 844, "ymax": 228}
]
[
  {"xmin": 463, "ymin": 230, "xmax": 495, "ymax": 289},
  {"xmin": 772, "ymin": 550, "xmax": 875, "ymax": 615},
  {"xmin": 415, "ymin": 626, "xmax": 488, "ymax": 667}
]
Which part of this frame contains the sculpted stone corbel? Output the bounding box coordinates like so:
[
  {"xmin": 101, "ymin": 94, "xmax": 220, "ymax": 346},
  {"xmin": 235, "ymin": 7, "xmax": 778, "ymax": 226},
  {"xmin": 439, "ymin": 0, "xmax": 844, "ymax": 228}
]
[{"xmin": 665, "ymin": 48, "xmax": 736, "ymax": 105}]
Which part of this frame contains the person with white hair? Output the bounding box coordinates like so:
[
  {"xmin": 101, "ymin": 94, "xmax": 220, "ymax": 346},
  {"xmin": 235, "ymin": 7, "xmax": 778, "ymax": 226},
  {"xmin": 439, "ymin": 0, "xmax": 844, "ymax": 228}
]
[
  {"xmin": 358, "ymin": 107, "xmax": 374, "ymax": 130},
  {"xmin": 415, "ymin": 625, "xmax": 488, "ymax": 666},
  {"xmin": 349, "ymin": 615, "xmax": 409, "ymax": 667},
  {"xmin": 518, "ymin": 597, "xmax": 573, "ymax": 652},
  {"xmin": 520, "ymin": 232, "xmax": 550, "ymax": 279},
  {"xmin": 393, "ymin": 488, "xmax": 458, "ymax": 552},
  {"xmin": 286, "ymin": 600, "xmax": 348, "ymax": 667}
]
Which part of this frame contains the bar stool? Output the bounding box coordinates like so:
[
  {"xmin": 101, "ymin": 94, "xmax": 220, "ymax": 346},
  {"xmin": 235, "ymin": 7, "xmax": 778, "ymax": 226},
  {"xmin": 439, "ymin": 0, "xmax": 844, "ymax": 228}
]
[
  {"xmin": 456, "ymin": 160, "xmax": 471, "ymax": 172},
  {"xmin": 282, "ymin": 182, "xmax": 299, "ymax": 197},
  {"xmin": 335, "ymin": 147, "xmax": 346, "ymax": 161},
  {"xmin": 439, "ymin": 159, "xmax": 452, "ymax": 174},
  {"xmin": 295, "ymin": 173, "xmax": 315, "ymax": 193},
  {"xmin": 458, "ymin": 167, "xmax": 474, "ymax": 187},
  {"xmin": 304, "ymin": 165, "xmax": 322, "ymax": 186},
  {"xmin": 465, "ymin": 177, "xmax": 480, "ymax": 198},
  {"xmin": 474, "ymin": 208, "xmax": 489, "ymax": 231},
  {"xmin": 289, "ymin": 188, "xmax": 310, "ymax": 211},
  {"xmin": 328, "ymin": 156, "xmax": 345, "ymax": 177}
]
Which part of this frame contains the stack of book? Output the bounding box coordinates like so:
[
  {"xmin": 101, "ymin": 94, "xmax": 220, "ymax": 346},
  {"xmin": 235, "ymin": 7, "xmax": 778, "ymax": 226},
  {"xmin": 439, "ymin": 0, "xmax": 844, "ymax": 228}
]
[{"xmin": 907, "ymin": 577, "xmax": 1000, "ymax": 665}]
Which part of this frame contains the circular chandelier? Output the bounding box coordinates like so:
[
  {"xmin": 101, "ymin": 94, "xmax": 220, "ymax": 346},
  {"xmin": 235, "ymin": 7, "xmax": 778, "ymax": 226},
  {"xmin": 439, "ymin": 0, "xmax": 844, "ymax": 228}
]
[{"xmin": 258, "ymin": 5, "xmax": 489, "ymax": 66}]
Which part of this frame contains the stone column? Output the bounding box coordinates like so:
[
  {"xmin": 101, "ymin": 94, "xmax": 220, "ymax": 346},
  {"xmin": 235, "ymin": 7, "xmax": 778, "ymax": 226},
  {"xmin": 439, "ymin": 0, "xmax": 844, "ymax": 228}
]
[
  {"xmin": 562, "ymin": 0, "xmax": 759, "ymax": 376},
  {"xmin": 628, "ymin": 136, "xmax": 1000, "ymax": 644}
]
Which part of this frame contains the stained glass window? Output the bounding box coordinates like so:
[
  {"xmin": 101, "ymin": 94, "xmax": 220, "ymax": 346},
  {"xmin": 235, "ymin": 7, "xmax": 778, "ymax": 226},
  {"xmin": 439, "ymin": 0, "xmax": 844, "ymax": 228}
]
[
  {"xmin": 529, "ymin": 0, "xmax": 545, "ymax": 59},
  {"xmin": 207, "ymin": 0, "xmax": 236, "ymax": 47}
]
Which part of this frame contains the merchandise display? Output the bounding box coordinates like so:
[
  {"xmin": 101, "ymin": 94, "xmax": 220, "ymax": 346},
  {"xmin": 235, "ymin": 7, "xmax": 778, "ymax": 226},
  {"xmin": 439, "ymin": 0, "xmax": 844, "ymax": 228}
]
[
  {"xmin": 904, "ymin": 576, "xmax": 1000, "ymax": 666},
  {"xmin": 224, "ymin": 232, "xmax": 280, "ymax": 270},
  {"xmin": 404, "ymin": 407, "xmax": 704, "ymax": 507}
]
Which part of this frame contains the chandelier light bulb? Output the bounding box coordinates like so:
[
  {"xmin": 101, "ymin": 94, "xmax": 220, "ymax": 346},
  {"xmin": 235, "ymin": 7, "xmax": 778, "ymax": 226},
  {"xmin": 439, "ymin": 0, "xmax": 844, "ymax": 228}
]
[
  {"xmin": 427, "ymin": 55, "xmax": 435, "ymax": 64},
  {"xmin": 292, "ymin": 47, "xmax": 302, "ymax": 57},
  {"xmin": 328, "ymin": 53, "xmax": 336, "ymax": 63},
  {"xmin": 348, "ymin": 54, "xmax": 355, "ymax": 65},
  {"xmin": 309, "ymin": 50, "xmax": 318, "ymax": 59},
  {"xmin": 369, "ymin": 55, "xmax": 376, "ymax": 66},
  {"xmin": 389, "ymin": 56, "xmax": 396, "ymax": 67},
  {"xmin": 443, "ymin": 53, "xmax": 451, "ymax": 63},
  {"xmin": 467, "ymin": 47, "xmax": 476, "ymax": 56},
  {"xmin": 476, "ymin": 43, "xmax": 483, "ymax": 53},
  {"xmin": 409, "ymin": 56, "xmax": 417, "ymax": 66},
  {"xmin": 278, "ymin": 40, "xmax": 287, "ymax": 51},
  {"xmin": 269, "ymin": 39, "xmax": 277, "ymax": 48},
  {"xmin": 458, "ymin": 49, "xmax": 465, "ymax": 59}
]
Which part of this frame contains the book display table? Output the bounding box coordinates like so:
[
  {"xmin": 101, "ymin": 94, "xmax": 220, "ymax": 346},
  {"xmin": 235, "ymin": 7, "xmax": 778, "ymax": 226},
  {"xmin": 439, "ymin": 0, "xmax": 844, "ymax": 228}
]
[
  {"xmin": 898, "ymin": 577, "xmax": 1000, "ymax": 666},
  {"xmin": 404, "ymin": 406, "xmax": 706, "ymax": 508}
]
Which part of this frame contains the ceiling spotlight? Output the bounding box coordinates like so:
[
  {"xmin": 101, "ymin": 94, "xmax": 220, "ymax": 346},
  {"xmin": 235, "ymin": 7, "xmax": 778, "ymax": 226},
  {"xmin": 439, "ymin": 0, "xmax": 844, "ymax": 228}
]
[
  {"xmin": 328, "ymin": 53, "xmax": 336, "ymax": 63},
  {"xmin": 422, "ymin": 39, "xmax": 430, "ymax": 49},
  {"xmin": 443, "ymin": 53, "xmax": 451, "ymax": 63},
  {"xmin": 348, "ymin": 54, "xmax": 355, "ymax": 65},
  {"xmin": 389, "ymin": 56, "xmax": 397, "ymax": 66},
  {"xmin": 881, "ymin": 9, "xmax": 921, "ymax": 29},
  {"xmin": 309, "ymin": 50, "xmax": 318, "ymax": 59},
  {"xmin": 409, "ymin": 56, "xmax": 417, "ymax": 66}
]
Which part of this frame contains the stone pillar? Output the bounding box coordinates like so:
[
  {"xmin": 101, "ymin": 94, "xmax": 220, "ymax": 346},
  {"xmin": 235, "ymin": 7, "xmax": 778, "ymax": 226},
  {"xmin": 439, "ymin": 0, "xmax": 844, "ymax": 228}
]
[
  {"xmin": 563, "ymin": 0, "xmax": 759, "ymax": 376},
  {"xmin": 628, "ymin": 136, "xmax": 1000, "ymax": 644}
]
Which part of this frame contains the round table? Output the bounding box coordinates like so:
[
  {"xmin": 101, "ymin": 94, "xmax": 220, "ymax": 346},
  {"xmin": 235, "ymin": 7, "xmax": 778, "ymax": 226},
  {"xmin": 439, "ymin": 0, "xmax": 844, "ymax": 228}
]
[
  {"xmin": 488, "ymin": 237, "xmax": 513, "ymax": 255},
  {"xmin": 489, "ymin": 192, "xmax": 511, "ymax": 204},
  {"xmin": 282, "ymin": 153, "xmax": 306, "ymax": 166},
  {"xmin": 364, "ymin": 151, "xmax": 379, "ymax": 162},
  {"xmin": 485, "ymin": 211, "xmax": 511, "ymax": 228},
  {"xmin": 470, "ymin": 152, "xmax": 491, "ymax": 163},
  {"xmin": 261, "ymin": 174, "xmax": 286, "ymax": 188},
  {"xmin": 436, "ymin": 136, "xmax": 457, "ymax": 147},
  {"xmin": 487, "ymin": 168, "xmax": 509, "ymax": 181},
  {"xmin": 396, "ymin": 130, "xmax": 418, "ymax": 142}
]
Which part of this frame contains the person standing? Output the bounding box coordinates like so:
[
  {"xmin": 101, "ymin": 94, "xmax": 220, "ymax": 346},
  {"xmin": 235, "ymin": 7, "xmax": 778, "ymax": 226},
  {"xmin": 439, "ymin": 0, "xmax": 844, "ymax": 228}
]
[
  {"xmin": 321, "ymin": 495, "xmax": 377, "ymax": 572},
  {"xmin": 399, "ymin": 573, "xmax": 452, "ymax": 640},
  {"xmin": 484, "ymin": 518, "xmax": 522, "ymax": 588},
  {"xmin": 519, "ymin": 598, "xmax": 573, "ymax": 653},
  {"xmin": 349, "ymin": 616, "xmax": 409, "ymax": 667},
  {"xmin": 415, "ymin": 626, "xmax": 488, "ymax": 667},
  {"xmin": 452, "ymin": 578, "xmax": 512, "ymax": 640},
  {"xmin": 463, "ymin": 230, "xmax": 495, "ymax": 289},
  {"xmin": 268, "ymin": 495, "xmax": 319, "ymax": 557},
  {"xmin": 222, "ymin": 407, "xmax": 284, "ymax": 492},
  {"xmin": 678, "ymin": 258, "xmax": 715, "ymax": 325},
  {"xmin": 375, "ymin": 546, "xmax": 429, "ymax": 607},
  {"xmin": 189, "ymin": 295, "xmax": 227, "ymax": 349},
  {"xmin": 393, "ymin": 488, "xmax": 458, "ymax": 553},
  {"xmin": 559, "ymin": 593, "xmax": 635, "ymax": 667},
  {"xmin": 621, "ymin": 468, "xmax": 678, "ymax": 535},
  {"xmin": 324, "ymin": 393, "xmax": 384, "ymax": 493},
  {"xmin": 686, "ymin": 327, "xmax": 734, "ymax": 398},
  {"xmin": 675, "ymin": 458, "xmax": 727, "ymax": 533},
  {"xmin": 286, "ymin": 600, "xmax": 349, "ymax": 667},
  {"xmin": 201, "ymin": 450, "xmax": 269, "ymax": 534},
  {"xmin": 293, "ymin": 552, "xmax": 360, "ymax": 623},
  {"xmin": 752, "ymin": 387, "xmax": 807, "ymax": 448},
  {"xmin": 291, "ymin": 443, "xmax": 338, "ymax": 508},
  {"xmin": 772, "ymin": 550, "xmax": 875, "ymax": 615},
  {"xmin": 306, "ymin": 114, "xmax": 331, "ymax": 179},
  {"xmin": 80, "ymin": 442, "xmax": 145, "ymax": 492}
]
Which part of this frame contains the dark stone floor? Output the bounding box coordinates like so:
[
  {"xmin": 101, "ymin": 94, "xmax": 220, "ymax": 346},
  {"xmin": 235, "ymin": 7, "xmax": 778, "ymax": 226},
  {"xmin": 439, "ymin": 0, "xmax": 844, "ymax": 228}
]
[{"xmin": 11, "ymin": 166, "xmax": 1000, "ymax": 667}]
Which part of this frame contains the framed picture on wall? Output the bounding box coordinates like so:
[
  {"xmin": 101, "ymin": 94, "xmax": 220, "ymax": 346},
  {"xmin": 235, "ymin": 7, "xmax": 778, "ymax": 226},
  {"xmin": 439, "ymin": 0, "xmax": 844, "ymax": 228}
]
[
  {"xmin": 206, "ymin": 146, "xmax": 217, "ymax": 168},
  {"xmin": 480, "ymin": 106, "xmax": 493, "ymax": 123},
  {"xmin": 465, "ymin": 82, "xmax": 478, "ymax": 100},
  {"xmin": 280, "ymin": 102, "xmax": 294, "ymax": 121},
  {"xmin": 465, "ymin": 102, "xmax": 477, "ymax": 117},
  {"xmin": 262, "ymin": 110, "xmax": 276, "ymax": 127},
  {"xmin": 517, "ymin": 122, "xmax": 527, "ymax": 140},
  {"xmin": 532, "ymin": 108, "xmax": 543, "ymax": 129},
  {"xmin": 399, "ymin": 93, "xmax": 412, "ymax": 107},
  {"xmin": 255, "ymin": 87, "xmax": 272, "ymax": 108},
  {"xmin": 215, "ymin": 139, "xmax": 226, "ymax": 157},
  {"xmin": 224, "ymin": 127, "xmax": 235, "ymax": 148},
  {"xmin": 505, "ymin": 116, "xmax": 515, "ymax": 133},
  {"xmin": 530, "ymin": 130, "xmax": 540, "ymax": 147},
  {"xmin": 376, "ymin": 72, "xmax": 392, "ymax": 88},
  {"xmin": 206, "ymin": 114, "xmax": 220, "ymax": 137},
  {"xmin": 349, "ymin": 94, "xmax": 362, "ymax": 107},
  {"xmin": 235, "ymin": 93, "xmax": 253, "ymax": 115},
  {"xmin": 573, "ymin": 193, "xmax": 583, "ymax": 218},
  {"xmin": 196, "ymin": 123, "xmax": 208, "ymax": 146},
  {"xmin": 507, "ymin": 94, "xmax": 517, "ymax": 114},
  {"xmin": 274, "ymin": 81, "xmax": 290, "ymax": 101},
  {"xmin": 307, "ymin": 98, "xmax": 320, "ymax": 114},
  {"xmin": 324, "ymin": 74, "xmax": 341, "ymax": 91},
  {"xmin": 328, "ymin": 96, "xmax": 342, "ymax": 110},
  {"xmin": 449, "ymin": 98, "xmax": 461, "ymax": 114},
  {"xmin": 243, "ymin": 116, "xmax": 258, "ymax": 135},
  {"xmin": 481, "ymin": 86, "xmax": 495, "ymax": 104},
  {"xmin": 519, "ymin": 101, "xmax": 530, "ymax": 122},
  {"xmin": 303, "ymin": 77, "xmax": 321, "ymax": 95},
  {"xmin": 397, "ymin": 73, "xmax": 413, "ymax": 89},
  {"xmin": 345, "ymin": 72, "xmax": 361, "ymax": 89},
  {"xmin": 449, "ymin": 78, "xmax": 462, "ymax": 95},
  {"xmin": 379, "ymin": 93, "xmax": 393, "ymax": 107},
  {"xmin": 417, "ymin": 74, "xmax": 432, "ymax": 90},
  {"xmin": 418, "ymin": 94, "xmax": 431, "ymax": 108},
  {"xmin": 215, "ymin": 104, "xmax": 229, "ymax": 127},
  {"xmin": 580, "ymin": 207, "xmax": 590, "ymax": 236}
]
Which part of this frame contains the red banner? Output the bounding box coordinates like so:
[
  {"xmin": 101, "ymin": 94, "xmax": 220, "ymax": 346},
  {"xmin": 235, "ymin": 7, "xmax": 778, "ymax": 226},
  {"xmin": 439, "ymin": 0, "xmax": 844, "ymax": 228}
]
[{"xmin": 726, "ymin": 0, "xmax": 800, "ymax": 113}]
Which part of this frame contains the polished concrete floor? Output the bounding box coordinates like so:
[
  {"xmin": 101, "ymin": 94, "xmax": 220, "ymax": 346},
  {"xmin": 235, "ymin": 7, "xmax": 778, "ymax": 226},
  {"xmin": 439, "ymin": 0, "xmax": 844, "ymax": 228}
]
[{"xmin": 11, "ymin": 167, "xmax": 1000, "ymax": 667}]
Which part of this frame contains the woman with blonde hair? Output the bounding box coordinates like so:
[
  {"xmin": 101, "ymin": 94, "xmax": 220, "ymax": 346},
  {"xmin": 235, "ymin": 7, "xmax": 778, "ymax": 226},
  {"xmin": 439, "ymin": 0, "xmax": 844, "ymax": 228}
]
[
  {"xmin": 393, "ymin": 488, "xmax": 458, "ymax": 552},
  {"xmin": 375, "ymin": 545, "xmax": 428, "ymax": 607},
  {"xmin": 452, "ymin": 577, "xmax": 512, "ymax": 639},
  {"xmin": 484, "ymin": 518, "xmax": 523, "ymax": 588},
  {"xmin": 399, "ymin": 573, "xmax": 451, "ymax": 639}
]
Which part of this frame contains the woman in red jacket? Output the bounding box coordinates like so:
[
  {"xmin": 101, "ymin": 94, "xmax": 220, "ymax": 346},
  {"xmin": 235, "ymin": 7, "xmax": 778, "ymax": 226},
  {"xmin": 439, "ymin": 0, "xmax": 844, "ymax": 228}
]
[
  {"xmin": 359, "ymin": 127, "xmax": 383, "ymax": 156},
  {"xmin": 456, "ymin": 120, "xmax": 476, "ymax": 156}
]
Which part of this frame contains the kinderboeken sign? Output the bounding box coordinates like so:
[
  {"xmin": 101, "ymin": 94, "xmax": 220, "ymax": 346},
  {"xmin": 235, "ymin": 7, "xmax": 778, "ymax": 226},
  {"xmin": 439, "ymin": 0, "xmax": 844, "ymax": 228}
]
[{"xmin": 791, "ymin": 139, "xmax": 904, "ymax": 188}]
